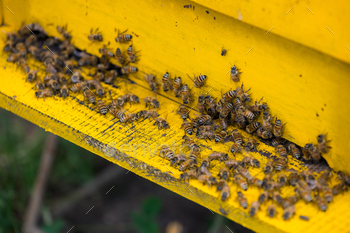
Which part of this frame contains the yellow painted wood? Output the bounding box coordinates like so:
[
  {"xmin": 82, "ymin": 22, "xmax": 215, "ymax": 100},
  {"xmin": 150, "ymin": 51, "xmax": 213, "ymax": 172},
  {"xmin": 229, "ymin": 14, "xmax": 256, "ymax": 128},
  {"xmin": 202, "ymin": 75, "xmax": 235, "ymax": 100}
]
[
  {"xmin": 1, "ymin": 0, "xmax": 350, "ymax": 232},
  {"xmin": 192, "ymin": 0, "xmax": 350, "ymax": 64}
]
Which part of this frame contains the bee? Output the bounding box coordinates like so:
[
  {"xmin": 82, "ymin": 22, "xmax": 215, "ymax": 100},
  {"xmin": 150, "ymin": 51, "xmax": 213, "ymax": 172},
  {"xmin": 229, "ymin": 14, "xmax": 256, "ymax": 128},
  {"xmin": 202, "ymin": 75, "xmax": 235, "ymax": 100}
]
[
  {"xmin": 180, "ymin": 169, "xmax": 198, "ymax": 182},
  {"xmin": 88, "ymin": 28, "xmax": 103, "ymax": 41},
  {"xmin": 115, "ymin": 48, "xmax": 125, "ymax": 64},
  {"xmin": 276, "ymin": 145, "xmax": 287, "ymax": 157},
  {"xmin": 181, "ymin": 120, "xmax": 193, "ymax": 135},
  {"xmin": 249, "ymin": 201, "xmax": 260, "ymax": 217},
  {"xmin": 179, "ymin": 159, "xmax": 197, "ymax": 172},
  {"xmin": 306, "ymin": 143, "xmax": 321, "ymax": 162},
  {"xmin": 219, "ymin": 90, "xmax": 236, "ymax": 106},
  {"xmin": 314, "ymin": 195, "xmax": 327, "ymax": 211},
  {"xmin": 219, "ymin": 116, "xmax": 228, "ymax": 131},
  {"xmin": 6, "ymin": 32, "xmax": 18, "ymax": 42},
  {"xmin": 115, "ymin": 28, "xmax": 132, "ymax": 43},
  {"xmin": 230, "ymin": 143, "xmax": 242, "ymax": 155},
  {"xmin": 332, "ymin": 182, "xmax": 346, "ymax": 196},
  {"xmin": 19, "ymin": 23, "xmax": 47, "ymax": 36},
  {"xmin": 35, "ymin": 78, "xmax": 45, "ymax": 90},
  {"xmin": 159, "ymin": 72, "xmax": 173, "ymax": 92},
  {"xmin": 35, "ymin": 89, "xmax": 53, "ymax": 100},
  {"xmin": 15, "ymin": 43, "xmax": 27, "ymax": 58},
  {"xmin": 337, "ymin": 171, "xmax": 350, "ymax": 186},
  {"xmin": 242, "ymin": 156, "xmax": 260, "ymax": 168},
  {"xmin": 94, "ymin": 83, "xmax": 105, "ymax": 97},
  {"xmin": 104, "ymin": 70, "xmax": 118, "ymax": 84},
  {"xmin": 200, "ymin": 158, "xmax": 210, "ymax": 169},
  {"xmin": 57, "ymin": 25, "xmax": 71, "ymax": 40},
  {"xmin": 218, "ymin": 181, "xmax": 230, "ymax": 201},
  {"xmin": 320, "ymin": 185, "xmax": 333, "ymax": 203},
  {"xmin": 220, "ymin": 102, "xmax": 234, "ymax": 118},
  {"xmin": 159, "ymin": 145, "xmax": 174, "ymax": 160},
  {"xmin": 198, "ymin": 174, "xmax": 217, "ymax": 187},
  {"xmin": 97, "ymin": 100, "xmax": 108, "ymax": 115},
  {"xmin": 136, "ymin": 110, "xmax": 159, "ymax": 121},
  {"xmin": 144, "ymin": 96, "xmax": 160, "ymax": 109},
  {"xmin": 245, "ymin": 121, "xmax": 261, "ymax": 134},
  {"xmin": 71, "ymin": 82, "xmax": 89, "ymax": 92},
  {"xmin": 46, "ymin": 79, "xmax": 60, "ymax": 90},
  {"xmin": 192, "ymin": 74, "xmax": 207, "ymax": 88},
  {"xmin": 71, "ymin": 71, "xmax": 83, "ymax": 83},
  {"xmin": 277, "ymin": 173, "xmax": 288, "ymax": 186},
  {"xmin": 121, "ymin": 65, "xmax": 138, "ymax": 74},
  {"xmin": 289, "ymin": 171, "xmax": 299, "ymax": 187},
  {"xmin": 153, "ymin": 117, "xmax": 169, "ymax": 129},
  {"xmin": 7, "ymin": 53, "xmax": 21, "ymax": 62},
  {"xmin": 275, "ymin": 156, "xmax": 288, "ymax": 171},
  {"xmin": 24, "ymin": 34, "xmax": 37, "ymax": 47},
  {"xmin": 235, "ymin": 113, "xmax": 246, "ymax": 129},
  {"xmin": 170, "ymin": 154, "xmax": 187, "ymax": 166},
  {"xmin": 144, "ymin": 74, "xmax": 158, "ymax": 92},
  {"xmin": 282, "ymin": 195, "xmax": 299, "ymax": 209},
  {"xmin": 237, "ymin": 165, "xmax": 251, "ymax": 179},
  {"xmin": 231, "ymin": 129, "xmax": 243, "ymax": 145},
  {"xmin": 126, "ymin": 45, "xmax": 138, "ymax": 63},
  {"xmin": 4, "ymin": 40, "xmax": 15, "ymax": 52},
  {"xmin": 218, "ymin": 168, "xmax": 230, "ymax": 180},
  {"xmin": 287, "ymin": 143, "xmax": 301, "ymax": 159},
  {"xmin": 317, "ymin": 134, "xmax": 331, "ymax": 153},
  {"xmin": 236, "ymin": 84, "xmax": 250, "ymax": 103},
  {"xmin": 173, "ymin": 76, "xmax": 182, "ymax": 97},
  {"xmin": 267, "ymin": 205, "xmax": 277, "ymax": 218},
  {"xmin": 229, "ymin": 65, "xmax": 241, "ymax": 82},
  {"xmin": 27, "ymin": 70, "xmax": 38, "ymax": 82},
  {"xmin": 18, "ymin": 58, "xmax": 30, "ymax": 73},
  {"xmin": 273, "ymin": 118, "xmax": 284, "ymax": 137},
  {"xmin": 45, "ymin": 63, "xmax": 58, "ymax": 75},
  {"xmin": 234, "ymin": 173, "xmax": 248, "ymax": 191},
  {"xmin": 205, "ymin": 96, "xmax": 217, "ymax": 116},
  {"xmin": 295, "ymin": 187, "xmax": 312, "ymax": 202},
  {"xmin": 245, "ymin": 139, "xmax": 259, "ymax": 152},
  {"xmin": 264, "ymin": 161, "xmax": 274, "ymax": 174},
  {"xmin": 262, "ymin": 111, "xmax": 273, "ymax": 132},
  {"xmin": 78, "ymin": 54, "xmax": 98, "ymax": 67},
  {"xmin": 122, "ymin": 93, "xmax": 139, "ymax": 104},
  {"xmin": 176, "ymin": 105, "xmax": 189, "ymax": 120},
  {"xmin": 113, "ymin": 108, "xmax": 126, "ymax": 121},
  {"xmin": 197, "ymin": 131, "xmax": 215, "ymax": 141},
  {"xmin": 258, "ymin": 191, "xmax": 269, "ymax": 204},
  {"xmin": 225, "ymin": 159, "xmax": 239, "ymax": 169},
  {"xmin": 282, "ymin": 205, "xmax": 295, "ymax": 220},
  {"xmin": 215, "ymin": 130, "xmax": 227, "ymax": 143},
  {"xmin": 247, "ymin": 98, "xmax": 268, "ymax": 112},
  {"xmin": 192, "ymin": 115, "xmax": 212, "ymax": 128},
  {"xmin": 208, "ymin": 152, "xmax": 228, "ymax": 162},
  {"xmin": 300, "ymin": 171, "xmax": 315, "ymax": 184},
  {"xmin": 83, "ymin": 89, "xmax": 96, "ymax": 104},
  {"xmin": 57, "ymin": 73, "xmax": 68, "ymax": 84},
  {"xmin": 183, "ymin": 135, "xmax": 200, "ymax": 152},
  {"xmin": 256, "ymin": 128, "xmax": 273, "ymax": 139},
  {"xmin": 197, "ymin": 95, "xmax": 206, "ymax": 114},
  {"xmin": 181, "ymin": 84, "xmax": 192, "ymax": 104},
  {"xmin": 248, "ymin": 176, "xmax": 263, "ymax": 187},
  {"xmin": 237, "ymin": 191, "xmax": 248, "ymax": 209},
  {"xmin": 60, "ymin": 83, "xmax": 69, "ymax": 98}
]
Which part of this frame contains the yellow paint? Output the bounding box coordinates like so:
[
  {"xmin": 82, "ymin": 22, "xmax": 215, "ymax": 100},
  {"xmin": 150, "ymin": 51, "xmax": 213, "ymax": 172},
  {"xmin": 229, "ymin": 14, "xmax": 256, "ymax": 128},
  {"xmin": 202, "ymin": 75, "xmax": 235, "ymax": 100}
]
[
  {"xmin": 192, "ymin": 0, "xmax": 350, "ymax": 64},
  {"xmin": 1, "ymin": 0, "xmax": 350, "ymax": 231}
]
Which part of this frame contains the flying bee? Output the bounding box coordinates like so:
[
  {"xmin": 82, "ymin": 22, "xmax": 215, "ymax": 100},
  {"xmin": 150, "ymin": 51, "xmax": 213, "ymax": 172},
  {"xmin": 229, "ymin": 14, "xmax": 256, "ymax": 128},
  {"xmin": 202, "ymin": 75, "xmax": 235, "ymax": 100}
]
[
  {"xmin": 121, "ymin": 65, "xmax": 138, "ymax": 74},
  {"xmin": 46, "ymin": 79, "xmax": 60, "ymax": 90},
  {"xmin": 283, "ymin": 205, "xmax": 295, "ymax": 220},
  {"xmin": 197, "ymin": 95, "xmax": 205, "ymax": 114},
  {"xmin": 97, "ymin": 100, "xmax": 108, "ymax": 115},
  {"xmin": 35, "ymin": 78, "xmax": 45, "ymax": 90},
  {"xmin": 154, "ymin": 117, "xmax": 169, "ymax": 129},
  {"xmin": 229, "ymin": 65, "xmax": 241, "ymax": 82},
  {"xmin": 256, "ymin": 128, "xmax": 273, "ymax": 139},
  {"xmin": 317, "ymin": 134, "xmax": 331, "ymax": 153},
  {"xmin": 246, "ymin": 121, "xmax": 261, "ymax": 134},
  {"xmin": 161, "ymin": 72, "xmax": 173, "ymax": 92},
  {"xmin": 237, "ymin": 191, "xmax": 248, "ymax": 209},
  {"xmin": 258, "ymin": 191, "xmax": 269, "ymax": 204},
  {"xmin": 264, "ymin": 161, "xmax": 274, "ymax": 174},
  {"xmin": 181, "ymin": 84, "xmax": 192, "ymax": 104},
  {"xmin": 173, "ymin": 76, "xmax": 182, "ymax": 97},
  {"xmin": 181, "ymin": 120, "xmax": 193, "ymax": 135},
  {"xmin": 136, "ymin": 110, "xmax": 159, "ymax": 121},
  {"xmin": 144, "ymin": 74, "xmax": 158, "ymax": 92},
  {"xmin": 57, "ymin": 25, "xmax": 71, "ymax": 40},
  {"xmin": 180, "ymin": 169, "xmax": 198, "ymax": 182},
  {"xmin": 198, "ymin": 174, "xmax": 217, "ymax": 187},
  {"xmin": 262, "ymin": 111, "xmax": 273, "ymax": 132},
  {"xmin": 287, "ymin": 143, "xmax": 301, "ymax": 159},
  {"xmin": 245, "ymin": 138, "xmax": 259, "ymax": 152},
  {"xmin": 278, "ymin": 174, "xmax": 288, "ymax": 186},
  {"xmin": 242, "ymin": 156, "xmax": 260, "ymax": 168},
  {"xmin": 220, "ymin": 102, "xmax": 234, "ymax": 118},
  {"xmin": 60, "ymin": 83, "xmax": 69, "ymax": 98},
  {"xmin": 225, "ymin": 159, "xmax": 239, "ymax": 169},
  {"xmin": 249, "ymin": 201, "xmax": 260, "ymax": 217},
  {"xmin": 306, "ymin": 143, "xmax": 321, "ymax": 162},
  {"xmin": 208, "ymin": 152, "xmax": 228, "ymax": 162},
  {"xmin": 88, "ymin": 28, "xmax": 103, "ymax": 41},
  {"xmin": 218, "ymin": 168, "xmax": 230, "ymax": 180},
  {"xmin": 83, "ymin": 89, "xmax": 96, "ymax": 104},
  {"xmin": 276, "ymin": 145, "xmax": 287, "ymax": 157},
  {"xmin": 35, "ymin": 89, "xmax": 53, "ymax": 100},
  {"xmin": 71, "ymin": 71, "xmax": 83, "ymax": 83},
  {"xmin": 282, "ymin": 195, "xmax": 299, "ymax": 209},
  {"xmin": 219, "ymin": 116, "xmax": 228, "ymax": 131},
  {"xmin": 177, "ymin": 105, "xmax": 189, "ymax": 120},
  {"xmin": 275, "ymin": 156, "xmax": 288, "ymax": 171},
  {"xmin": 71, "ymin": 82, "xmax": 89, "ymax": 92},
  {"xmin": 234, "ymin": 173, "xmax": 248, "ymax": 191},
  {"xmin": 179, "ymin": 159, "xmax": 197, "ymax": 172},
  {"xmin": 215, "ymin": 130, "xmax": 227, "ymax": 143},
  {"xmin": 27, "ymin": 70, "xmax": 38, "ymax": 82},
  {"xmin": 231, "ymin": 129, "xmax": 243, "ymax": 145},
  {"xmin": 267, "ymin": 205, "xmax": 277, "ymax": 218},
  {"xmin": 115, "ymin": 28, "xmax": 132, "ymax": 43},
  {"xmin": 315, "ymin": 195, "xmax": 327, "ymax": 211},
  {"xmin": 230, "ymin": 142, "xmax": 242, "ymax": 155},
  {"xmin": 144, "ymin": 96, "xmax": 160, "ymax": 109}
]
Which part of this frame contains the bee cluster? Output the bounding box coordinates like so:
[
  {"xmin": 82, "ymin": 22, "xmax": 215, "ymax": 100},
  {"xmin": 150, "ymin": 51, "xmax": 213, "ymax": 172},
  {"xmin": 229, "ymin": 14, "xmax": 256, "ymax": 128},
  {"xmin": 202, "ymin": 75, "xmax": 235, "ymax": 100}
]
[{"xmin": 4, "ymin": 23, "xmax": 350, "ymax": 222}]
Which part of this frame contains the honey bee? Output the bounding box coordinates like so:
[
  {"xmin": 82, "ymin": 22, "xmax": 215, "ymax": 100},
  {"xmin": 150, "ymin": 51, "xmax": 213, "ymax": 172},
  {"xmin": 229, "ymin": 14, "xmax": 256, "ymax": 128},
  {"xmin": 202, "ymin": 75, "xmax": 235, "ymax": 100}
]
[
  {"xmin": 154, "ymin": 117, "xmax": 169, "ymax": 129},
  {"xmin": 178, "ymin": 159, "xmax": 197, "ymax": 172},
  {"xmin": 231, "ymin": 129, "xmax": 243, "ymax": 145},
  {"xmin": 136, "ymin": 110, "xmax": 159, "ymax": 121},
  {"xmin": 237, "ymin": 165, "xmax": 251, "ymax": 179},
  {"xmin": 262, "ymin": 111, "xmax": 273, "ymax": 132},
  {"xmin": 6, "ymin": 32, "xmax": 18, "ymax": 42},
  {"xmin": 242, "ymin": 156, "xmax": 260, "ymax": 168},
  {"xmin": 15, "ymin": 43, "xmax": 27, "ymax": 58},
  {"xmin": 198, "ymin": 174, "xmax": 217, "ymax": 187},
  {"xmin": 215, "ymin": 130, "xmax": 227, "ymax": 143},
  {"xmin": 267, "ymin": 205, "xmax": 277, "ymax": 218},
  {"xmin": 180, "ymin": 169, "xmax": 198, "ymax": 182},
  {"xmin": 104, "ymin": 70, "xmax": 118, "ymax": 84},
  {"xmin": 122, "ymin": 93, "xmax": 139, "ymax": 104},
  {"xmin": 219, "ymin": 90, "xmax": 236, "ymax": 106},
  {"xmin": 35, "ymin": 78, "xmax": 45, "ymax": 90},
  {"xmin": 60, "ymin": 83, "xmax": 69, "ymax": 98},
  {"xmin": 249, "ymin": 201, "xmax": 260, "ymax": 217},
  {"xmin": 126, "ymin": 45, "xmax": 138, "ymax": 63},
  {"xmin": 19, "ymin": 23, "xmax": 47, "ymax": 37},
  {"xmin": 282, "ymin": 195, "xmax": 298, "ymax": 209},
  {"xmin": 7, "ymin": 53, "xmax": 20, "ymax": 62},
  {"xmin": 159, "ymin": 145, "xmax": 174, "ymax": 160},
  {"xmin": 170, "ymin": 154, "xmax": 187, "ymax": 166},
  {"xmin": 218, "ymin": 168, "xmax": 230, "ymax": 181},
  {"xmin": 246, "ymin": 121, "xmax": 261, "ymax": 134},
  {"xmin": 98, "ymin": 44, "xmax": 114, "ymax": 58},
  {"xmin": 225, "ymin": 159, "xmax": 239, "ymax": 169},
  {"xmin": 83, "ymin": 89, "xmax": 96, "ymax": 104},
  {"xmin": 46, "ymin": 79, "xmax": 60, "ymax": 90},
  {"xmin": 94, "ymin": 83, "xmax": 105, "ymax": 97},
  {"xmin": 320, "ymin": 184, "xmax": 333, "ymax": 203},
  {"xmin": 78, "ymin": 54, "xmax": 98, "ymax": 67},
  {"xmin": 88, "ymin": 28, "xmax": 103, "ymax": 41},
  {"xmin": 237, "ymin": 191, "xmax": 248, "ymax": 209},
  {"xmin": 4, "ymin": 40, "xmax": 15, "ymax": 52},
  {"xmin": 282, "ymin": 205, "xmax": 295, "ymax": 220},
  {"xmin": 230, "ymin": 142, "xmax": 242, "ymax": 155},
  {"xmin": 287, "ymin": 143, "xmax": 301, "ymax": 159},
  {"xmin": 208, "ymin": 152, "xmax": 228, "ymax": 162},
  {"xmin": 300, "ymin": 171, "xmax": 315, "ymax": 184},
  {"xmin": 115, "ymin": 28, "xmax": 132, "ymax": 43},
  {"xmin": 234, "ymin": 173, "xmax": 248, "ymax": 191},
  {"xmin": 337, "ymin": 171, "xmax": 350, "ymax": 186},
  {"xmin": 71, "ymin": 82, "xmax": 89, "ymax": 92},
  {"xmin": 236, "ymin": 84, "xmax": 250, "ymax": 102},
  {"xmin": 181, "ymin": 84, "xmax": 192, "ymax": 104},
  {"xmin": 219, "ymin": 116, "xmax": 228, "ymax": 131},
  {"xmin": 217, "ymin": 180, "xmax": 230, "ymax": 201},
  {"xmin": 235, "ymin": 112, "xmax": 246, "ymax": 129},
  {"xmin": 177, "ymin": 105, "xmax": 189, "ymax": 120},
  {"xmin": 181, "ymin": 120, "xmax": 193, "ymax": 135},
  {"xmin": 273, "ymin": 118, "xmax": 284, "ymax": 137},
  {"xmin": 192, "ymin": 115, "xmax": 212, "ymax": 128},
  {"xmin": 332, "ymin": 182, "xmax": 346, "ymax": 196},
  {"xmin": 197, "ymin": 95, "xmax": 205, "ymax": 114},
  {"xmin": 24, "ymin": 34, "xmax": 37, "ymax": 47},
  {"xmin": 258, "ymin": 191, "xmax": 269, "ymax": 204},
  {"xmin": 275, "ymin": 156, "xmax": 288, "ymax": 171},
  {"xmin": 183, "ymin": 135, "xmax": 200, "ymax": 152},
  {"xmin": 35, "ymin": 89, "xmax": 53, "ymax": 100},
  {"xmin": 45, "ymin": 63, "xmax": 58, "ymax": 75},
  {"xmin": 295, "ymin": 187, "xmax": 312, "ymax": 202},
  {"xmin": 71, "ymin": 71, "xmax": 83, "ymax": 83},
  {"xmin": 229, "ymin": 65, "xmax": 241, "ymax": 82},
  {"xmin": 245, "ymin": 138, "xmax": 259, "ymax": 152},
  {"xmin": 264, "ymin": 161, "xmax": 274, "ymax": 174},
  {"xmin": 220, "ymin": 102, "xmax": 234, "ymax": 118},
  {"xmin": 248, "ymin": 176, "xmax": 263, "ymax": 187},
  {"xmin": 161, "ymin": 72, "xmax": 173, "ymax": 92},
  {"xmin": 144, "ymin": 96, "xmax": 160, "ymax": 109},
  {"xmin": 18, "ymin": 58, "xmax": 30, "ymax": 73},
  {"xmin": 276, "ymin": 145, "xmax": 287, "ymax": 157},
  {"xmin": 27, "ymin": 70, "xmax": 38, "ymax": 82},
  {"xmin": 143, "ymin": 74, "xmax": 158, "ymax": 92},
  {"xmin": 197, "ymin": 130, "xmax": 215, "ymax": 141},
  {"xmin": 57, "ymin": 25, "xmax": 71, "ymax": 40},
  {"xmin": 200, "ymin": 158, "xmax": 210, "ymax": 169},
  {"xmin": 113, "ymin": 108, "xmax": 126, "ymax": 121},
  {"xmin": 115, "ymin": 48, "xmax": 125, "ymax": 64},
  {"xmin": 317, "ymin": 134, "xmax": 331, "ymax": 153},
  {"xmin": 306, "ymin": 143, "xmax": 321, "ymax": 162},
  {"xmin": 256, "ymin": 128, "xmax": 273, "ymax": 139},
  {"xmin": 314, "ymin": 195, "xmax": 327, "ymax": 211},
  {"xmin": 204, "ymin": 95, "xmax": 217, "ymax": 116},
  {"xmin": 57, "ymin": 73, "xmax": 68, "ymax": 84},
  {"xmin": 192, "ymin": 74, "xmax": 207, "ymax": 88},
  {"xmin": 121, "ymin": 65, "xmax": 138, "ymax": 74},
  {"xmin": 247, "ymin": 98, "xmax": 268, "ymax": 112},
  {"xmin": 96, "ymin": 100, "xmax": 108, "ymax": 115},
  {"xmin": 173, "ymin": 76, "xmax": 182, "ymax": 97}
]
